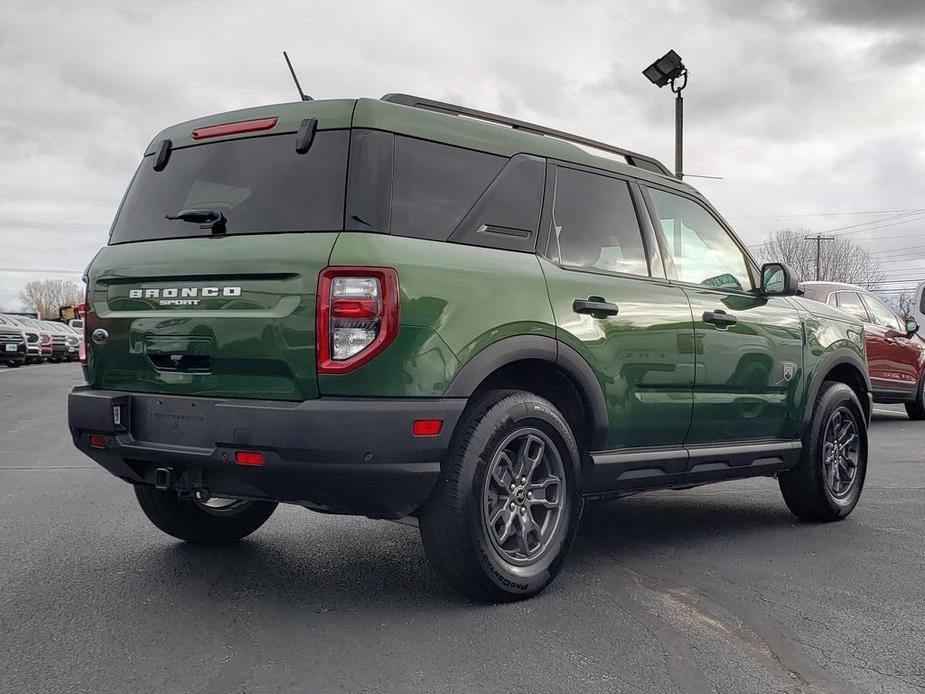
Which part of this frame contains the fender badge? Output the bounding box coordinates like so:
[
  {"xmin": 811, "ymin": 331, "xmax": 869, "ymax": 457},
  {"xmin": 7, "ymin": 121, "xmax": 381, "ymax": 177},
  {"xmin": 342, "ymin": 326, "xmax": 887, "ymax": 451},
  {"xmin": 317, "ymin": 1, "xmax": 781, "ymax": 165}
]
[
  {"xmin": 782, "ymin": 361, "xmax": 797, "ymax": 382},
  {"xmin": 91, "ymin": 328, "xmax": 109, "ymax": 345}
]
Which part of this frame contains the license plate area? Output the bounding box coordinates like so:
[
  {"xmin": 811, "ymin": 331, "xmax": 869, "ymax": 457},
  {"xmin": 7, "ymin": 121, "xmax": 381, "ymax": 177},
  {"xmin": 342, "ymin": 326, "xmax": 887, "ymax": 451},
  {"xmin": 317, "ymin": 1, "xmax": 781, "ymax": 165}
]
[
  {"xmin": 4, "ymin": 344, "xmax": 16, "ymax": 352},
  {"xmin": 132, "ymin": 396, "xmax": 213, "ymax": 448}
]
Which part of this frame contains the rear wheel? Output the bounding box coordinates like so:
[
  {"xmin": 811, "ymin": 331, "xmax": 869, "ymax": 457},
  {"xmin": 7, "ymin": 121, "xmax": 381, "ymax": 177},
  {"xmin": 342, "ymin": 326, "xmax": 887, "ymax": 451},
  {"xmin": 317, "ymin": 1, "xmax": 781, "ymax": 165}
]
[
  {"xmin": 905, "ymin": 376, "xmax": 925, "ymax": 420},
  {"xmin": 779, "ymin": 381, "xmax": 867, "ymax": 521},
  {"xmin": 134, "ymin": 485, "xmax": 277, "ymax": 544},
  {"xmin": 419, "ymin": 390, "xmax": 582, "ymax": 602}
]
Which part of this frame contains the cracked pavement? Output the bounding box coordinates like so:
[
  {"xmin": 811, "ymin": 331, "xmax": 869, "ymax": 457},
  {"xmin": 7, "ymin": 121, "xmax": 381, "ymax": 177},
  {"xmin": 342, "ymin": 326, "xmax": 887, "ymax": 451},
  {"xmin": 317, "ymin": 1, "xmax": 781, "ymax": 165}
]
[{"xmin": 1, "ymin": 363, "xmax": 924, "ymax": 693}]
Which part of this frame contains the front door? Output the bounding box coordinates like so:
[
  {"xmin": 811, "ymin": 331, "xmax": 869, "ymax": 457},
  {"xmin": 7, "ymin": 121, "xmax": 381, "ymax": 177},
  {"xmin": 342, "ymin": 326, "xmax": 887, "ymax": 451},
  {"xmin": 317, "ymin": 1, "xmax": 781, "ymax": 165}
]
[
  {"xmin": 859, "ymin": 293, "xmax": 920, "ymax": 397},
  {"xmin": 644, "ymin": 187, "xmax": 804, "ymax": 445}
]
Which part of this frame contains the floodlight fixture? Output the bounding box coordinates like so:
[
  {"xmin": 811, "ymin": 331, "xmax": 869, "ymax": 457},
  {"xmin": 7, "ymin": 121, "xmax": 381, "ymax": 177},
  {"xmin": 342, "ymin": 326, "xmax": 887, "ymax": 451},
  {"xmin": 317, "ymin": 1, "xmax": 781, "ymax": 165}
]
[{"xmin": 642, "ymin": 50, "xmax": 686, "ymax": 88}]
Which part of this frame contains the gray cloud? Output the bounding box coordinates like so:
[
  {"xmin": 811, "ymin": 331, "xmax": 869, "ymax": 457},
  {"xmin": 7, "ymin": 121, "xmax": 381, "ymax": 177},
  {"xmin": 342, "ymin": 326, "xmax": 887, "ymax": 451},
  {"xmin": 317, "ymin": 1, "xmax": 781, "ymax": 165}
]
[{"xmin": 1, "ymin": 0, "xmax": 925, "ymax": 309}]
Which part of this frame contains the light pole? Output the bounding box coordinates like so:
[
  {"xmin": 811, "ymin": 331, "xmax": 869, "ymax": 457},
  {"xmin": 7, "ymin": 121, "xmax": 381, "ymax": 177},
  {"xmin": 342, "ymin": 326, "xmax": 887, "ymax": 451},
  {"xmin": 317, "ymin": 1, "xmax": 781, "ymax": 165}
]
[{"xmin": 642, "ymin": 50, "xmax": 688, "ymax": 180}]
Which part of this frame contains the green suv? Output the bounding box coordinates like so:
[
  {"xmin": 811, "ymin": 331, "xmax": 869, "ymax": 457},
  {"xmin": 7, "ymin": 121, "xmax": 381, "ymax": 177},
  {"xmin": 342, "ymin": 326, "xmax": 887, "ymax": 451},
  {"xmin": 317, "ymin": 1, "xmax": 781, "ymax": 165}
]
[{"xmin": 68, "ymin": 94, "xmax": 872, "ymax": 601}]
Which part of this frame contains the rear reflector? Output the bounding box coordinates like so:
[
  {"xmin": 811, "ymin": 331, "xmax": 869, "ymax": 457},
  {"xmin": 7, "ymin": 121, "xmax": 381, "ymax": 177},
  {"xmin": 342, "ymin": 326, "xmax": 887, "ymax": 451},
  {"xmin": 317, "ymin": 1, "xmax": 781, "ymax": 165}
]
[
  {"xmin": 235, "ymin": 451, "xmax": 265, "ymax": 466},
  {"xmin": 192, "ymin": 117, "xmax": 278, "ymax": 140},
  {"xmin": 89, "ymin": 434, "xmax": 106, "ymax": 449},
  {"xmin": 412, "ymin": 419, "xmax": 443, "ymax": 437}
]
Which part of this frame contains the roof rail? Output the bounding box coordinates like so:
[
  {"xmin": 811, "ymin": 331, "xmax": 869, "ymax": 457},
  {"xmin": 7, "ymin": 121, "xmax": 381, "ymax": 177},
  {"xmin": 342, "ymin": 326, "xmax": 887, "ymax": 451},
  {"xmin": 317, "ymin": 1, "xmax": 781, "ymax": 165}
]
[{"xmin": 380, "ymin": 93, "xmax": 674, "ymax": 178}]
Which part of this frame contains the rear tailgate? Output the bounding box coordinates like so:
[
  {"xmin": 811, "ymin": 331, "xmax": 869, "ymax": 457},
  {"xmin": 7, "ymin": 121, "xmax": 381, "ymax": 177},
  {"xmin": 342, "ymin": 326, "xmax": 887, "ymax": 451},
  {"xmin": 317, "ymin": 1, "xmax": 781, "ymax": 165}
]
[{"xmin": 87, "ymin": 234, "xmax": 337, "ymax": 400}]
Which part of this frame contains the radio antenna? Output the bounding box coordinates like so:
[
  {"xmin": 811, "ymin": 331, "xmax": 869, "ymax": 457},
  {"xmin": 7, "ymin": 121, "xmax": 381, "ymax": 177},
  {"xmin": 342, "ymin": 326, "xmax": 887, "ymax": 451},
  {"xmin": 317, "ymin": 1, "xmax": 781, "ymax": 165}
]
[{"xmin": 283, "ymin": 51, "xmax": 312, "ymax": 102}]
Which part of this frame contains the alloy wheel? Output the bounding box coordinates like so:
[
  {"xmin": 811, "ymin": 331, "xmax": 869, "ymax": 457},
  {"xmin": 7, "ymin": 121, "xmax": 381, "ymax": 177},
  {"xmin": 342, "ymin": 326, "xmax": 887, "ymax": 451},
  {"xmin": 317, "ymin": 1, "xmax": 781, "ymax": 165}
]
[
  {"xmin": 482, "ymin": 427, "xmax": 566, "ymax": 565},
  {"xmin": 822, "ymin": 406, "xmax": 860, "ymax": 499}
]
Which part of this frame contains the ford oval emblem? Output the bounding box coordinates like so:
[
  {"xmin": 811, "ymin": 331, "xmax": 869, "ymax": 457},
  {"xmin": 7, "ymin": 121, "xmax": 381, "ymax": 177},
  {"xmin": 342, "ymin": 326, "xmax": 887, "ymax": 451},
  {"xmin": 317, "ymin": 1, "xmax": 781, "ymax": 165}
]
[{"xmin": 91, "ymin": 328, "xmax": 109, "ymax": 344}]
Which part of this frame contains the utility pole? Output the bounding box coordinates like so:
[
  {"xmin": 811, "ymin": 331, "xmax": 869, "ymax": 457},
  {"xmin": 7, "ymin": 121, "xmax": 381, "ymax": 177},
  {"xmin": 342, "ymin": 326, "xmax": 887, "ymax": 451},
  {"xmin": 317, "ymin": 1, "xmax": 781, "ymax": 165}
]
[{"xmin": 805, "ymin": 234, "xmax": 836, "ymax": 281}]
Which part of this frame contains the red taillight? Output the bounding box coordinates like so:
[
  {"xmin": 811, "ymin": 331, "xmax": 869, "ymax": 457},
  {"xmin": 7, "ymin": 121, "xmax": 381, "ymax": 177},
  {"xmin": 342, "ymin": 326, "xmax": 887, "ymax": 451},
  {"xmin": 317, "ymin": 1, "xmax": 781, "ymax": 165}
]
[
  {"xmin": 331, "ymin": 298, "xmax": 379, "ymax": 319},
  {"xmin": 235, "ymin": 451, "xmax": 264, "ymax": 466},
  {"xmin": 89, "ymin": 434, "xmax": 106, "ymax": 449},
  {"xmin": 77, "ymin": 303, "xmax": 86, "ymax": 318},
  {"xmin": 412, "ymin": 419, "xmax": 443, "ymax": 437},
  {"xmin": 192, "ymin": 117, "xmax": 278, "ymax": 140},
  {"xmin": 317, "ymin": 267, "xmax": 399, "ymax": 374}
]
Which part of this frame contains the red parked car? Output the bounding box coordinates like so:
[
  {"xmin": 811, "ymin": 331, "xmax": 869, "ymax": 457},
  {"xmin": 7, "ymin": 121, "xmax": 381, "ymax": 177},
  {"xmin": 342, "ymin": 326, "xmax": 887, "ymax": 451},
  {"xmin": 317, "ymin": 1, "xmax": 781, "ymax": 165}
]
[{"xmin": 802, "ymin": 282, "xmax": 925, "ymax": 419}]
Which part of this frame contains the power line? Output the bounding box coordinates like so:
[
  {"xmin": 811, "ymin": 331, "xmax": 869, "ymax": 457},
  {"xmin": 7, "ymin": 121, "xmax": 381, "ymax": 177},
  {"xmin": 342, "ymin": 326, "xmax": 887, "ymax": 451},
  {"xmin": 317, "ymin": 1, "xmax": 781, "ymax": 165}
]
[
  {"xmin": 727, "ymin": 208, "xmax": 925, "ymax": 221},
  {"xmin": 827, "ymin": 211, "xmax": 925, "ymax": 236},
  {"xmin": 0, "ymin": 219, "xmax": 105, "ymax": 230},
  {"xmin": 0, "ymin": 267, "xmax": 84, "ymax": 274}
]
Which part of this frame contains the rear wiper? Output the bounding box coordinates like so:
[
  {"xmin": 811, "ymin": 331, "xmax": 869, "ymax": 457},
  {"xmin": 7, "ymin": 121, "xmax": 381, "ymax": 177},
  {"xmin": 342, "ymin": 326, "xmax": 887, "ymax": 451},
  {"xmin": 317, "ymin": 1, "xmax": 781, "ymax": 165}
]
[{"xmin": 165, "ymin": 209, "xmax": 227, "ymax": 234}]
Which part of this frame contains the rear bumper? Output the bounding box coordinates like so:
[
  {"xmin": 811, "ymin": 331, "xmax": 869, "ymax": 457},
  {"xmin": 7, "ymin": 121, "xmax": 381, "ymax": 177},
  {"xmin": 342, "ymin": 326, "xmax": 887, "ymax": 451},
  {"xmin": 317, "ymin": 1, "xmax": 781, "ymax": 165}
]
[{"xmin": 68, "ymin": 387, "xmax": 466, "ymax": 519}]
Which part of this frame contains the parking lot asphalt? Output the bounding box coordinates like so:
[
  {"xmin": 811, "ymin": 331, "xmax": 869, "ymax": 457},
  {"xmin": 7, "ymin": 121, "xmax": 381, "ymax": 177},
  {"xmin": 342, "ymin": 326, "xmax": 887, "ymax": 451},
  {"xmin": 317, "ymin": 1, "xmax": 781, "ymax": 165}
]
[{"xmin": 1, "ymin": 363, "xmax": 924, "ymax": 694}]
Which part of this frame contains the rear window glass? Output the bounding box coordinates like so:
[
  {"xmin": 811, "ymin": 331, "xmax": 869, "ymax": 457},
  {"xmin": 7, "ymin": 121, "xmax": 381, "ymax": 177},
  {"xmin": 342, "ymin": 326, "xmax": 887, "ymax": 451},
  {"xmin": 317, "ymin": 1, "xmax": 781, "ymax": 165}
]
[
  {"xmin": 110, "ymin": 132, "xmax": 349, "ymax": 244},
  {"xmin": 550, "ymin": 167, "xmax": 648, "ymax": 277}
]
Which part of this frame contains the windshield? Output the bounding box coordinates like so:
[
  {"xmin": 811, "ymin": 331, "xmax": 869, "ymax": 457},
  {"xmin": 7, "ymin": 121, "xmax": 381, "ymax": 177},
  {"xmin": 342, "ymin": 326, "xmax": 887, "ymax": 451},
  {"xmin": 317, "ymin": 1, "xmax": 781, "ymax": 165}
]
[{"xmin": 109, "ymin": 132, "xmax": 349, "ymax": 244}]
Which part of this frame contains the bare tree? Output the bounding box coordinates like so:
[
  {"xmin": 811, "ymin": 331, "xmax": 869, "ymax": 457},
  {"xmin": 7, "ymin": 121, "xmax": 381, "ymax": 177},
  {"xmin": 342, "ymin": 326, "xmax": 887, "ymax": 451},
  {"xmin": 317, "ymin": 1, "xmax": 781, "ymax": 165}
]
[
  {"xmin": 19, "ymin": 279, "xmax": 83, "ymax": 319},
  {"xmin": 754, "ymin": 229, "xmax": 884, "ymax": 287},
  {"xmin": 884, "ymin": 290, "xmax": 916, "ymax": 317}
]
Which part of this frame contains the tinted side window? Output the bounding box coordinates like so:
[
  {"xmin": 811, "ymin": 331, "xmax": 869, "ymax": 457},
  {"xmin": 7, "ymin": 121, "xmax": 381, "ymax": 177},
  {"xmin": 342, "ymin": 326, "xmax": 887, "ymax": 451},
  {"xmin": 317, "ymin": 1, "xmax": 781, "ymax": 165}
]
[
  {"xmin": 346, "ymin": 129, "xmax": 394, "ymax": 233},
  {"xmin": 390, "ymin": 137, "xmax": 505, "ymax": 241},
  {"xmin": 549, "ymin": 167, "xmax": 648, "ymax": 276},
  {"xmin": 835, "ymin": 292, "xmax": 869, "ymax": 322},
  {"xmin": 648, "ymin": 189, "xmax": 753, "ymax": 290},
  {"xmin": 861, "ymin": 294, "xmax": 902, "ymax": 331}
]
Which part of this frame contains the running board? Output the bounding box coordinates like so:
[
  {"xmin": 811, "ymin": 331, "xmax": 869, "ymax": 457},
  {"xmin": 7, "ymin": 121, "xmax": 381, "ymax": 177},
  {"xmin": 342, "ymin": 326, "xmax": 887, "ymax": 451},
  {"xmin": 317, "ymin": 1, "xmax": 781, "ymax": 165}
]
[{"xmin": 585, "ymin": 440, "xmax": 801, "ymax": 494}]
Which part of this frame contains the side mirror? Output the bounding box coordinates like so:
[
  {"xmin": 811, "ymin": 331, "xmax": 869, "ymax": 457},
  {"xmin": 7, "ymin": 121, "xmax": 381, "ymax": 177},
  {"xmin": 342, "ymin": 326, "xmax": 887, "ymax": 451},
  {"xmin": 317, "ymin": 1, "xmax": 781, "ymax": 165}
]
[
  {"xmin": 906, "ymin": 318, "xmax": 919, "ymax": 337},
  {"xmin": 760, "ymin": 262, "xmax": 799, "ymax": 297}
]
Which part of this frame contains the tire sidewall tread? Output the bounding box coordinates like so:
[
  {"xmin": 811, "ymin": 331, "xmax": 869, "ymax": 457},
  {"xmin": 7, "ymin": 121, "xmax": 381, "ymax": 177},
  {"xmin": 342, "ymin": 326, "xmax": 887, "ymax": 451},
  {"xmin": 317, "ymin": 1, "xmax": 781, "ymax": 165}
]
[{"xmin": 420, "ymin": 390, "xmax": 582, "ymax": 602}]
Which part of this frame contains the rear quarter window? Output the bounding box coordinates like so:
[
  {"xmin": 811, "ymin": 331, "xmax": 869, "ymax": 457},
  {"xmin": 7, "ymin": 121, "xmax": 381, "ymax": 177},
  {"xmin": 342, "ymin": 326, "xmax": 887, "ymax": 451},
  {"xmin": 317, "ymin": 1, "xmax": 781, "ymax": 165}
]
[
  {"xmin": 390, "ymin": 137, "xmax": 505, "ymax": 241},
  {"xmin": 110, "ymin": 131, "xmax": 349, "ymax": 244}
]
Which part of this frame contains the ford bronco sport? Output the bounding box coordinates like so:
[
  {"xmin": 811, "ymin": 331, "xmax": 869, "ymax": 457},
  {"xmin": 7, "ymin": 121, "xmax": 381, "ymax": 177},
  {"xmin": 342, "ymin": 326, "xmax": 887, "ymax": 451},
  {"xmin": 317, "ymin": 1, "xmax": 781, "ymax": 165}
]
[{"xmin": 69, "ymin": 94, "xmax": 872, "ymax": 601}]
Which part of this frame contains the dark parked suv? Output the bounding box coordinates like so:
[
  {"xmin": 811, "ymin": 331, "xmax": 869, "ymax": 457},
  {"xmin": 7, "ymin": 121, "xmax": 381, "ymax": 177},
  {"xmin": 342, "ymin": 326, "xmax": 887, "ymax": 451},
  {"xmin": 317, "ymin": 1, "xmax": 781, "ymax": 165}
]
[
  {"xmin": 69, "ymin": 94, "xmax": 872, "ymax": 601},
  {"xmin": 0, "ymin": 315, "xmax": 26, "ymax": 367}
]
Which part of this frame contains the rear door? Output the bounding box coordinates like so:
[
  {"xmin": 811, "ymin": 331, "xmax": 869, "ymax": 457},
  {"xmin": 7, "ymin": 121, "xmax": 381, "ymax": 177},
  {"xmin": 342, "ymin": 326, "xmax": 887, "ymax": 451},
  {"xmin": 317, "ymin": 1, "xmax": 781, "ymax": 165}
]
[
  {"xmin": 540, "ymin": 165, "xmax": 695, "ymax": 459},
  {"xmin": 643, "ymin": 186, "xmax": 804, "ymax": 445},
  {"xmin": 859, "ymin": 293, "xmax": 920, "ymax": 396},
  {"xmin": 86, "ymin": 118, "xmax": 351, "ymax": 401}
]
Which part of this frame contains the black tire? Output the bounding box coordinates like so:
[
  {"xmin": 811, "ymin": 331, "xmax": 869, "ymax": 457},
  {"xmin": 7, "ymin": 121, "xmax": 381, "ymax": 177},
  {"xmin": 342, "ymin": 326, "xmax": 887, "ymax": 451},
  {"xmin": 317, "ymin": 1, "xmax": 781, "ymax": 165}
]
[
  {"xmin": 904, "ymin": 375, "xmax": 925, "ymax": 420},
  {"xmin": 134, "ymin": 485, "xmax": 277, "ymax": 544},
  {"xmin": 779, "ymin": 381, "xmax": 867, "ymax": 522},
  {"xmin": 6, "ymin": 360, "xmax": 20, "ymax": 368},
  {"xmin": 419, "ymin": 390, "xmax": 582, "ymax": 602}
]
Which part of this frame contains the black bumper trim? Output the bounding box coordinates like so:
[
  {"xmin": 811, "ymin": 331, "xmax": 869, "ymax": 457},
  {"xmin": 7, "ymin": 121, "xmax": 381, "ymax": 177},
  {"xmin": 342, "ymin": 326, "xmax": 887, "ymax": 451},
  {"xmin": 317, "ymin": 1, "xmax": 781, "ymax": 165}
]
[{"xmin": 68, "ymin": 387, "xmax": 466, "ymax": 519}]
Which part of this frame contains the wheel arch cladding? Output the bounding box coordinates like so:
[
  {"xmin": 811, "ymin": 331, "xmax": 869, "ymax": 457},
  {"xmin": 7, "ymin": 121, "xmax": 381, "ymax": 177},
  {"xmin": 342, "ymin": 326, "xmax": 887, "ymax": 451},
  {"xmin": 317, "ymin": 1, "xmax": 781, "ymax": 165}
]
[
  {"xmin": 444, "ymin": 335, "xmax": 609, "ymax": 450},
  {"xmin": 804, "ymin": 350, "xmax": 872, "ymax": 431}
]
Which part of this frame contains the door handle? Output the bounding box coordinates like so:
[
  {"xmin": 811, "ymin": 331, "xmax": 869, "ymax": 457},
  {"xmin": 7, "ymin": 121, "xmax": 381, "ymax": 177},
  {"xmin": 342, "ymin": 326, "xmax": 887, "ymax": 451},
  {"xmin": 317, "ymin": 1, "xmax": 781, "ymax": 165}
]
[
  {"xmin": 573, "ymin": 297, "xmax": 619, "ymax": 317},
  {"xmin": 702, "ymin": 310, "xmax": 737, "ymax": 328}
]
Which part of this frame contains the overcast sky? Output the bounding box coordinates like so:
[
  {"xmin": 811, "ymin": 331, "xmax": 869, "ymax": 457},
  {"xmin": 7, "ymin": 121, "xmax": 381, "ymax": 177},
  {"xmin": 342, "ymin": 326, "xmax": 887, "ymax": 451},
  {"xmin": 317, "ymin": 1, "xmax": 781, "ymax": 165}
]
[{"xmin": 2, "ymin": 0, "xmax": 924, "ymax": 310}]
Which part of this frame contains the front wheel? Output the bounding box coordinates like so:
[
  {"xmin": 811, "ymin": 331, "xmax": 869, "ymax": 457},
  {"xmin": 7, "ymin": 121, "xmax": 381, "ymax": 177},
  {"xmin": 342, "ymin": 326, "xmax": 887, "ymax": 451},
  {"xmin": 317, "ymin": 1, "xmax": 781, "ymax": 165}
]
[
  {"xmin": 5, "ymin": 360, "xmax": 20, "ymax": 368},
  {"xmin": 779, "ymin": 381, "xmax": 867, "ymax": 521},
  {"xmin": 419, "ymin": 390, "xmax": 582, "ymax": 602},
  {"xmin": 134, "ymin": 485, "xmax": 277, "ymax": 544}
]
